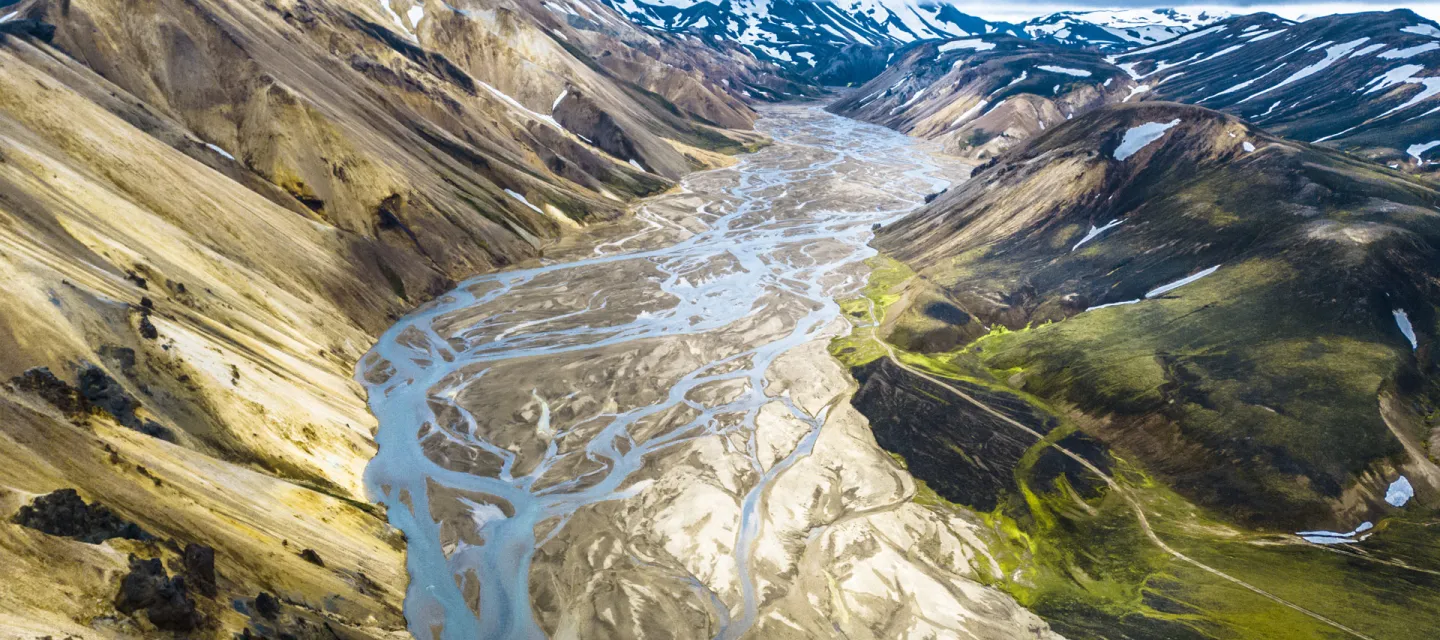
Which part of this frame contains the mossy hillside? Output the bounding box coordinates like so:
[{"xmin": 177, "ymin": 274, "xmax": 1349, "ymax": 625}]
[
  {"xmin": 869, "ymin": 348, "xmax": 1347, "ymax": 639},
  {"xmin": 830, "ymin": 255, "xmax": 914, "ymax": 367},
  {"xmin": 905, "ymin": 127, "xmax": 1440, "ymax": 321},
  {"xmin": 971, "ymin": 257, "xmax": 1411, "ymax": 528},
  {"xmin": 877, "ymin": 356, "xmax": 1440, "ymax": 639},
  {"xmin": 870, "ymin": 104, "xmax": 1440, "ymax": 530},
  {"xmin": 837, "ymin": 257, "xmax": 1440, "ymax": 639}
]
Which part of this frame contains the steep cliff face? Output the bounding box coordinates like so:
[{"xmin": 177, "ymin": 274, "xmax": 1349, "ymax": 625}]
[
  {"xmin": 0, "ymin": 0, "xmax": 777, "ymax": 635},
  {"xmin": 829, "ymin": 36, "xmax": 1134, "ymax": 161}
]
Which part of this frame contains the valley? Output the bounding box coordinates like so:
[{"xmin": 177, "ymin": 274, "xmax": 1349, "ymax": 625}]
[
  {"xmin": 2, "ymin": 1, "xmax": 1440, "ymax": 638},
  {"xmin": 358, "ymin": 106, "xmax": 1059, "ymax": 639}
]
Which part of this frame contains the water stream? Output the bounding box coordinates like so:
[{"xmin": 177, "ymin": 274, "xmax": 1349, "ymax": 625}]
[{"xmin": 358, "ymin": 106, "xmax": 957, "ymax": 639}]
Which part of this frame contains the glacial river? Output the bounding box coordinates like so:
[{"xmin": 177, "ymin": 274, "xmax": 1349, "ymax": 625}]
[{"xmin": 359, "ymin": 106, "xmax": 957, "ymax": 639}]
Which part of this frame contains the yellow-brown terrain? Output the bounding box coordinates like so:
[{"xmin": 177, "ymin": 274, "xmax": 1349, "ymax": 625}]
[{"xmin": 0, "ymin": 0, "xmax": 785, "ymax": 635}]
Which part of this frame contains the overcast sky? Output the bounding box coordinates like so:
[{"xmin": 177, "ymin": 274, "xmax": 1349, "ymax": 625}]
[{"xmin": 928, "ymin": 2, "xmax": 1440, "ymax": 22}]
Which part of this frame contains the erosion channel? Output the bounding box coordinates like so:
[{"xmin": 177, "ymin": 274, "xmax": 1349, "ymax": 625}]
[{"xmin": 358, "ymin": 106, "xmax": 1056, "ymax": 640}]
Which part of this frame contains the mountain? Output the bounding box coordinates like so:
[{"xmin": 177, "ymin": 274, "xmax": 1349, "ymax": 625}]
[
  {"xmin": 839, "ymin": 9, "xmax": 1440, "ymax": 174},
  {"xmin": 1016, "ymin": 8, "xmax": 1230, "ymax": 50},
  {"xmin": 602, "ymin": 0, "xmax": 1026, "ymax": 84},
  {"xmin": 599, "ymin": 2, "xmax": 1231, "ymax": 84},
  {"xmin": 840, "ymin": 100, "xmax": 1440, "ymax": 638},
  {"xmin": 1116, "ymin": 9, "xmax": 1440, "ymax": 170},
  {"xmin": 0, "ymin": 0, "xmax": 782, "ymax": 635},
  {"xmin": 828, "ymin": 35, "xmax": 1136, "ymax": 160}
]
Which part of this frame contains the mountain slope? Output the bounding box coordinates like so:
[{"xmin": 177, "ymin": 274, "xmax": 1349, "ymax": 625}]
[
  {"xmin": 829, "ymin": 36, "xmax": 1134, "ymax": 160},
  {"xmin": 0, "ymin": 0, "xmax": 776, "ymax": 635},
  {"xmin": 839, "ymin": 9, "xmax": 1440, "ymax": 173},
  {"xmin": 601, "ymin": 1, "xmax": 1231, "ymax": 84},
  {"xmin": 1117, "ymin": 9, "xmax": 1440, "ymax": 169},
  {"xmin": 880, "ymin": 100, "xmax": 1438, "ymax": 530},
  {"xmin": 602, "ymin": 0, "xmax": 1026, "ymax": 83},
  {"xmin": 1016, "ymin": 8, "xmax": 1229, "ymax": 50},
  {"xmin": 839, "ymin": 100, "xmax": 1440, "ymax": 639}
]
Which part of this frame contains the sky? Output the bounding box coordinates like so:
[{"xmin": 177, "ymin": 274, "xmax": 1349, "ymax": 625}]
[{"xmin": 928, "ymin": 2, "xmax": 1440, "ymax": 22}]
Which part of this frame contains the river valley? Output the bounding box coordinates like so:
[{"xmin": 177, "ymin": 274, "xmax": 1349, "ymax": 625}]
[{"xmin": 358, "ymin": 106, "xmax": 1059, "ymax": 640}]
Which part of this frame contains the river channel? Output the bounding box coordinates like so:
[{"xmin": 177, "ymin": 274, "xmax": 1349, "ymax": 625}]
[{"xmin": 359, "ymin": 105, "xmax": 973, "ymax": 639}]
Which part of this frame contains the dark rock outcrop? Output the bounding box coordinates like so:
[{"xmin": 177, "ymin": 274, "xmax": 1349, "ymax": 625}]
[
  {"xmin": 9, "ymin": 368, "xmax": 89, "ymax": 417},
  {"xmin": 12, "ymin": 489, "xmax": 150, "ymax": 544},
  {"xmin": 298, "ymin": 549, "xmax": 324, "ymax": 567},
  {"xmin": 76, "ymin": 366, "xmax": 175, "ymax": 441},
  {"xmin": 254, "ymin": 591, "xmax": 281, "ymax": 620},
  {"xmin": 183, "ymin": 543, "xmax": 218, "ymax": 598},
  {"xmin": 0, "ymin": 19, "xmax": 56, "ymax": 43},
  {"xmin": 115, "ymin": 556, "xmax": 203, "ymax": 632}
]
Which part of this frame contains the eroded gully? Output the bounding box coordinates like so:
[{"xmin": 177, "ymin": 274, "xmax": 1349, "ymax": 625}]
[{"xmin": 358, "ymin": 106, "xmax": 959, "ymax": 639}]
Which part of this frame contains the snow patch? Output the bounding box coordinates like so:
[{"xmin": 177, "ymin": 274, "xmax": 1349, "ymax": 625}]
[
  {"xmin": 951, "ymin": 100, "xmax": 988, "ymax": 127},
  {"xmin": 1146, "ymin": 265, "xmax": 1219, "ymax": 298},
  {"xmin": 504, "ymin": 189, "xmax": 544, "ymax": 214},
  {"xmin": 1393, "ymin": 309, "xmax": 1419, "ymax": 349},
  {"xmin": 480, "ymin": 82, "xmax": 562, "ymax": 130},
  {"xmin": 1037, "ymin": 65, "xmax": 1091, "ymax": 77},
  {"xmin": 1072, "ymin": 219, "xmax": 1122, "ymax": 251},
  {"xmin": 1409, "ymin": 140, "xmax": 1440, "ymax": 163},
  {"xmin": 1379, "ymin": 43, "xmax": 1440, "ymax": 59},
  {"xmin": 1367, "ymin": 65, "xmax": 1426, "ymax": 94},
  {"xmin": 1113, "ymin": 119, "xmax": 1181, "ymax": 161},
  {"xmin": 1298, "ymin": 521, "xmax": 1373, "ymax": 545},
  {"xmin": 1111, "ymin": 24, "xmax": 1227, "ymax": 60},
  {"xmin": 1402, "ymin": 24, "xmax": 1440, "ymax": 38},
  {"xmin": 938, "ymin": 38, "xmax": 995, "ymax": 52},
  {"xmin": 1088, "ymin": 299, "xmax": 1141, "ymax": 311},
  {"xmin": 205, "ymin": 143, "xmax": 235, "ymax": 161},
  {"xmin": 1386, "ymin": 476, "xmax": 1415, "ymax": 507},
  {"xmin": 1243, "ymin": 38, "xmax": 1371, "ymax": 103}
]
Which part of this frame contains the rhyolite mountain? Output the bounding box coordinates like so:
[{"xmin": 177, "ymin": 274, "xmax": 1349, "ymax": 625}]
[
  {"xmin": 0, "ymin": 0, "xmax": 791, "ymax": 635},
  {"xmin": 828, "ymin": 35, "xmax": 1136, "ymax": 160},
  {"xmin": 1115, "ymin": 9, "xmax": 1440, "ymax": 170},
  {"xmin": 839, "ymin": 9, "xmax": 1440, "ymax": 173},
  {"xmin": 838, "ymin": 100, "xmax": 1440, "ymax": 638}
]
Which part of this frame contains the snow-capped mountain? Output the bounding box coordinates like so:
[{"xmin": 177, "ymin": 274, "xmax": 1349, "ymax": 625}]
[
  {"xmin": 829, "ymin": 35, "xmax": 1136, "ymax": 159},
  {"xmin": 1116, "ymin": 9, "xmax": 1440, "ymax": 168},
  {"xmin": 601, "ymin": 0, "xmax": 1024, "ymax": 83},
  {"xmin": 1015, "ymin": 8, "xmax": 1230, "ymax": 50},
  {"xmin": 600, "ymin": 2, "xmax": 1232, "ymax": 83},
  {"xmin": 836, "ymin": 9, "xmax": 1440, "ymax": 172}
]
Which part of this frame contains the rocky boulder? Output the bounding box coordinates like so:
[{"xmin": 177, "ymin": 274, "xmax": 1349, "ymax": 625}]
[{"xmin": 12, "ymin": 489, "xmax": 150, "ymax": 544}]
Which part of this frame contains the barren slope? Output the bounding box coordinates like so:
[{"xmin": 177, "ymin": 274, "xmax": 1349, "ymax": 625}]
[{"xmin": 0, "ymin": 0, "xmax": 778, "ymax": 635}]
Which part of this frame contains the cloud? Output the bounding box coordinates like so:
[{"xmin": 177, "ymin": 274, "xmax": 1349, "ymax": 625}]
[{"xmin": 909, "ymin": 2, "xmax": 1440, "ymax": 23}]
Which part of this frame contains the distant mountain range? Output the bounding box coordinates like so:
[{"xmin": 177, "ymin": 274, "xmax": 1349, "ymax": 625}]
[
  {"xmin": 1113, "ymin": 9, "xmax": 1440, "ymax": 167},
  {"xmin": 832, "ymin": 8, "xmax": 1440, "ymax": 172},
  {"xmin": 599, "ymin": 1, "xmax": 1225, "ymax": 82},
  {"xmin": 1018, "ymin": 8, "xmax": 1229, "ymax": 49}
]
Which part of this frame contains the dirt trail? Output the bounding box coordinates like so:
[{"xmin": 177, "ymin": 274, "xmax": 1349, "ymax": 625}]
[{"xmin": 862, "ymin": 312, "xmax": 1376, "ymax": 640}]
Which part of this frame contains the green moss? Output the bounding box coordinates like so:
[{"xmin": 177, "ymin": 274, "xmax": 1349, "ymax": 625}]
[
  {"xmin": 859, "ymin": 323, "xmax": 1440, "ymax": 639},
  {"xmin": 828, "ymin": 255, "xmax": 917, "ymax": 366}
]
